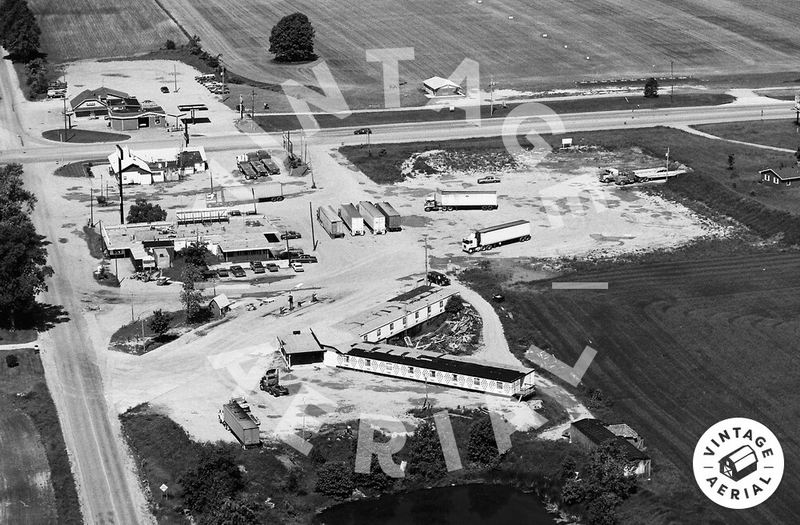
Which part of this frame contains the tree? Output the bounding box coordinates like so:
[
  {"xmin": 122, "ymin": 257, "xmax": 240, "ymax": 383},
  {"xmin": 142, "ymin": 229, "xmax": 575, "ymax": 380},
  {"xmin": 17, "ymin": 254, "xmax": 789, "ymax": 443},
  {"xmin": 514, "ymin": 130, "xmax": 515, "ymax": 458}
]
[
  {"xmin": 353, "ymin": 455, "xmax": 391, "ymax": 495},
  {"xmin": 406, "ymin": 419, "xmax": 446, "ymax": 481},
  {"xmin": 314, "ymin": 461, "xmax": 354, "ymax": 499},
  {"xmin": 181, "ymin": 264, "xmax": 205, "ymax": 322},
  {"xmin": 165, "ymin": 39, "xmax": 176, "ymax": 50},
  {"xmin": 586, "ymin": 492, "xmax": 621, "ymax": 525},
  {"xmin": 269, "ymin": 13, "xmax": 316, "ymax": 62},
  {"xmin": 0, "ymin": 164, "xmax": 53, "ymax": 327},
  {"xmin": 149, "ymin": 309, "xmax": 172, "ymax": 338},
  {"xmin": 201, "ymin": 497, "xmax": 257, "ymax": 525},
  {"xmin": 445, "ymin": 295, "xmax": 464, "ymax": 316},
  {"xmin": 467, "ymin": 416, "xmax": 499, "ymax": 464},
  {"xmin": 727, "ymin": 154, "xmax": 735, "ymax": 171},
  {"xmin": 180, "ymin": 447, "xmax": 244, "ymax": 514},
  {"xmin": 179, "ymin": 242, "xmax": 210, "ymax": 269},
  {"xmin": 126, "ymin": 198, "xmax": 167, "ymax": 223},
  {"xmin": 795, "ymin": 146, "xmax": 800, "ymax": 164},
  {"xmin": 5, "ymin": 354, "xmax": 19, "ymax": 368},
  {"xmin": 644, "ymin": 77, "xmax": 659, "ymax": 98}
]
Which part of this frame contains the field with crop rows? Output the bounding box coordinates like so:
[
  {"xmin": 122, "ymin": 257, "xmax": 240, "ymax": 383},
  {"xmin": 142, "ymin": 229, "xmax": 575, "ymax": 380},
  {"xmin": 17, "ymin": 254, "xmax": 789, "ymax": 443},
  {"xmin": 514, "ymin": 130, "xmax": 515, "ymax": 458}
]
[
  {"xmin": 463, "ymin": 250, "xmax": 800, "ymax": 525},
  {"xmin": 28, "ymin": 0, "xmax": 185, "ymax": 61},
  {"xmin": 153, "ymin": 0, "xmax": 800, "ymax": 107}
]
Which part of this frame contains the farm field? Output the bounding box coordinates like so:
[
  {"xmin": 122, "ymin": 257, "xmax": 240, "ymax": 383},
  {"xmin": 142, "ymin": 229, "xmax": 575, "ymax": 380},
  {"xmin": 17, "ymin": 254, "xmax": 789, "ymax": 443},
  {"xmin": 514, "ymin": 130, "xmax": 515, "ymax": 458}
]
[
  {"xmin": 27, "ymin": 0, "xmax": 185, "ymax": 61},
  {"xmin": 0, "ymin": 348, "xmax": 82, "ymax": 524},
  {"xmin": 461, "ymin": 249, "xmax": 800, "ymax": 525},
  {"xmin": 154, "ymin": 0, "xmax": 800, "ymax": 108}
]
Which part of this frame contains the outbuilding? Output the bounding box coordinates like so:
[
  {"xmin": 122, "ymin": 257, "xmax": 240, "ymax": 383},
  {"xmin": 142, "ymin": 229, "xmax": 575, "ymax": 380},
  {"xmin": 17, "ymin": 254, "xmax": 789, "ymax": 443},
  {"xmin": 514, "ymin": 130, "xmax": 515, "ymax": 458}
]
[
  {"xmin": 569, "ymin": 418, "xmax": 651, "ymax": 478},
  {"xmin": 759, "ymin": 168, "xmax": 800, "ymax": 186},
  {"xmin": 278, "ymin": 330, "xmax": 325, "ymax": 368},
  {"xmin": 423, "ymin": 76, "xmax": 464, "ymax": 97},
  {"xmin": 209, "ymin": 294, "xmax": 232, "ymax": 317}
]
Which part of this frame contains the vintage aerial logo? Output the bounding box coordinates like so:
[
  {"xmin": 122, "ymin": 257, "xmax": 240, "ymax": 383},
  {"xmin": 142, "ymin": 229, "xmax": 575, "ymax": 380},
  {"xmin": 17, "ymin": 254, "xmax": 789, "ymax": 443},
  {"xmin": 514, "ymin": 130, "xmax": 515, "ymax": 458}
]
[{"xmin": 693, "ymin": 417, "xmax": 784, "ymax": 509}]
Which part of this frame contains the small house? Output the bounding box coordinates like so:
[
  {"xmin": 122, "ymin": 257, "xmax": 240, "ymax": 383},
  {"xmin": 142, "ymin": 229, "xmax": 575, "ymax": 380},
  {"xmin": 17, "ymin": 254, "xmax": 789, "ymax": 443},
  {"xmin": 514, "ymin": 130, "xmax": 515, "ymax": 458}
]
[
  {"xmin": 569, "ymin": 418, "xmax": 651, "ymax": 478},
  {"xmin": 278, "ymin": 330, "xmax": 325, "ymax": 368},
  {"xmin": 759, "ymin": 168, "xmax": 800, "ymax": 186},
  {"xmin": 210, "ymin": 294, "xmax": 232, "ymax": 317},
  {"xmin": 719, "ymin": 444, "xmax": 758, "ymax": 482}
]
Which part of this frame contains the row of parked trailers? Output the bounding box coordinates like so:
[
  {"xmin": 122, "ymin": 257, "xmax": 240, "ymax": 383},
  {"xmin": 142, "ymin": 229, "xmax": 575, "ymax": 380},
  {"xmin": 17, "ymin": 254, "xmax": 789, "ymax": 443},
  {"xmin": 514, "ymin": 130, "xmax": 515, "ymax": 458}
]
[
  {"xmin": 317, "ymin": 201, "xmax": 401, "ymax": 238},
  {"xmin": 236, "ymin": 151, "xmax": 281, "ymax": 179}
]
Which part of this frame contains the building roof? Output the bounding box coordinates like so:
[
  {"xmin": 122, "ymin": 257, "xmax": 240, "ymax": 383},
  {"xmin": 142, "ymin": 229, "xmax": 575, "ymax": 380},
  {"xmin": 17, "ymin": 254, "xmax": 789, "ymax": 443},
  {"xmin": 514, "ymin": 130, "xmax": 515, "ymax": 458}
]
[
  {"xmin": 759, "ymin": 168, "xmax": 800, "ymax": 181},
  {"xmin": 423, "ymin": 76, "xmax": 461, "ymax": 91},
  {"xmin": 278, "ymin": 331, "xmax": 322, "ymax": 355},
  {"xmin": 571, "ymin": 419, "xmax": 649, "ymax": 461},
  {"xmin": 342, "ymin": 287, "xmax": 457, "ymax": 335},
  {"xmin": 224, "ymin": 400, "xmax": 259, "ymax": 430},
  {"xmin": 70, "ymin": 87, "xmax": 129, "ymax": 109},
  {"xmin": 340, "ymin": 342, "xmax": 534, "ymax": 383},
  {"xmin": 108, "ymin": 146, "xmax": 152, "ymax": 174},
  {"xmin": 210, "ymin": 294, "xmax": 231, "ymax": 309},
  {"xmin": 607, "ymin": 423, "xmax": 640, "ymax": 439}
]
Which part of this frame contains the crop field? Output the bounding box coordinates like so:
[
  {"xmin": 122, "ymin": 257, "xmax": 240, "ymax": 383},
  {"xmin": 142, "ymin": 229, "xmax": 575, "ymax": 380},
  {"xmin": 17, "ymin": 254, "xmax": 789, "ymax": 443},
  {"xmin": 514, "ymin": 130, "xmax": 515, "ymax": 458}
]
[
  {"xmin": 28, "ymin": 0, "xmax": 185, "ymax": 61},
  {"xmin": 462, "ymin": 249, "xmax": 800, "ymax": 525},
  {"xmin": 153, "ymin": 0, "xmax": 800, "ymax": 107}
]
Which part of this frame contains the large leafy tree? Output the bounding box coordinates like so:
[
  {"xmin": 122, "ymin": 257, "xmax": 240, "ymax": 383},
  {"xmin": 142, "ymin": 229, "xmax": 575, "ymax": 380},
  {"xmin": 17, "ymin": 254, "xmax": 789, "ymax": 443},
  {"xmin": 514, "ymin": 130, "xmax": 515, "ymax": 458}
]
[
  {"xmin": 644, "ymin": 77, "xmax": 659, "ymax": 98},
  {"xmin": 180, "ymin": 264, "xmax": 205, "ymax": 322},
  {"xmin": 0, "ymin": 164, "xmax": 53, "ymax": 327},
  {"xmin": 467, "ymin": 416, "xmax": 499, "ymax": 464},
  {"xmin": 314, "ymin": 461, "xmax": 354, "ymax": 499},
  {"xmin": 126, "ymin": 198, "xmax": 167, "ymax": 223},
  {"xmin": 269, "ymin": 13, "xmax": 316, "ymax": 62},
  {"xmin": 406, "ymin": 419, "xmax": 447, "ymax": 481},
  {"xmin": 180, "ymin": 447, "xmax": 244, "ymax": 514}
]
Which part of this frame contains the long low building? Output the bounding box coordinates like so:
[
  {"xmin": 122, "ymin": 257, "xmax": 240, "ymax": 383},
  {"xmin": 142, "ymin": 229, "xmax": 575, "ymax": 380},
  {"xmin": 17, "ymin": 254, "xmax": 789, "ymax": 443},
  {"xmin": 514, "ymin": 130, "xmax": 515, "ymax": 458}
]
[{"xmin": 324, "ymin": 342, "xmax": 535, "ymax": 397}]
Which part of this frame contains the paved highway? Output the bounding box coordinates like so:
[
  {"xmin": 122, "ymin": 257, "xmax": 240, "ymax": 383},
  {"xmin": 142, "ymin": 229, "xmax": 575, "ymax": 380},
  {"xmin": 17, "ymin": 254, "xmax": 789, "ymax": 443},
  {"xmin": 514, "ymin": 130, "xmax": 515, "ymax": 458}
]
[{"xmin": 0, "ymin": 53, "xmax": 794, "ymax": 525}]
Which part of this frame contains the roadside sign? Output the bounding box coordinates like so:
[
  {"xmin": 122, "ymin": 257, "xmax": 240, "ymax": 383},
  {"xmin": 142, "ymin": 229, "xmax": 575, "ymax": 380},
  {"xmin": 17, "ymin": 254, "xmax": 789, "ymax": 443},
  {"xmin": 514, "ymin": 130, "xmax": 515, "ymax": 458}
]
[{"xmin": 160, "ymin": 484, "xmax": 168, "ymax": 493}]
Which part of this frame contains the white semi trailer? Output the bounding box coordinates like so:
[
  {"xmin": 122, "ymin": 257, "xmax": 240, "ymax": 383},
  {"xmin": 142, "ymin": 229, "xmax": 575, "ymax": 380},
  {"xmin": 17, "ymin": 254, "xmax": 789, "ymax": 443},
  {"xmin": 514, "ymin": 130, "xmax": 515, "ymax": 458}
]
[
  {"xmin": 462, "ymin": 220, "xmax": 531, "ymax": 253},
  {"xmin": 357, "ymin": 201, "xmax": 386, "ymax": 234},
  {"xmin": 339, "ymin": 204, "xmax": 365, "ymax": 236},
  {"xmin": 318, "ymin": 205, "xmax": 345, "ymax": 238},
  {"xmin": 424, "ymin": 189, "xmax": 498, "ymax": 211}
]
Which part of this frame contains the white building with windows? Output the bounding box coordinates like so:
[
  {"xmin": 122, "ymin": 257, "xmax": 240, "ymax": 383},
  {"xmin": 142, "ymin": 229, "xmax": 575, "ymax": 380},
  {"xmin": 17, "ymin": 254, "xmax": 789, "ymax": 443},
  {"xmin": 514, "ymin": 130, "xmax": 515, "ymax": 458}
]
[{"xmin": 324, "ymin": 342, "xmax": 536, "ymax": 397}]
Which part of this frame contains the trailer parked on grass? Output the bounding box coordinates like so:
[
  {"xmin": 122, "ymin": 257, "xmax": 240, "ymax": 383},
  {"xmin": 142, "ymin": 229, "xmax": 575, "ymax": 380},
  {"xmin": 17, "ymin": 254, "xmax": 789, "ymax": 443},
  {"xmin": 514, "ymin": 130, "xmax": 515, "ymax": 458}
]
[
  {"xmin": 375, "ymin": 201, "xmax": 402, "ymax": 231},
  {"xmin": 339, "ymin": 204, "xmax": 365, "ymax": 236},
  {"xmin": 318, "ymin": 205, "xmax": 345, "ymax": 238},
  {"xmin": 462, "ymin": 220, "xmax": 531, "ymax": 253},
  {"xmin": 358, "ymin": 201, "xmax": 386, "ymax": 234},
  {"xmin": 424, "ymin": 189, "xmax": 498, "ymax": 211}
]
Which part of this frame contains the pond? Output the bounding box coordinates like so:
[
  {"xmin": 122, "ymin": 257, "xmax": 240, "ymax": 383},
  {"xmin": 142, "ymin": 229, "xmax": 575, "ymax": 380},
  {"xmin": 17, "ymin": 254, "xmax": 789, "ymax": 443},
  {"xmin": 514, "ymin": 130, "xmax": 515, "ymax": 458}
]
[{"xmin": 314, "ymin": 483, "xmax": 558, "ymax": 525}]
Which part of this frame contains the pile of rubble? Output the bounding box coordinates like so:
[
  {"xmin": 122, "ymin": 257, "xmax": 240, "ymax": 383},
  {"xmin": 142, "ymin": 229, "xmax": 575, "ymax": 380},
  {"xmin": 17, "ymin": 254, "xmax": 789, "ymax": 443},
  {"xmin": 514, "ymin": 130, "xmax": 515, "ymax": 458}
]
[{"xmin": 412, "ymin": 305, "xmax": 482, "ymax": 355}]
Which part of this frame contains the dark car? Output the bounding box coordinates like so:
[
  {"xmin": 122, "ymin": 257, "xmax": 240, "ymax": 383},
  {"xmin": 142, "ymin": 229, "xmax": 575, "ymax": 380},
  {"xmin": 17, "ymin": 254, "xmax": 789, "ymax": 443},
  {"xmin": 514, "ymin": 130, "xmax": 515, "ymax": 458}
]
[
  {"xmin": 229, "ymin": 209, "xmax": 242, "ymax": 217},
  {"xmin": 280, "ymin": 230, "xmax": 302, "ymax": 240},
  {"xmin": 216, "ymin": 268, "xmax": 229, "ymax": 277},
  {"xmin": 160, "ymin": 86, "xmax": 170, "ymax": 93},
  {"xmin": 291, "ymin": 254, "xmax": 318, "ymax": 264},
  {"xmin": 427, "ymin": 271, "xmax": 450, "ymax": 286},
  {"xmin": 250, "ymin": 261, "xmax": 266, "ymax": 274},
  {"xmin": 354, "ymin": 127, "xmax": 372, "ymax": 135},
  {"xmin": 492, "ymin": 293, "xmax": 505, "ymax": 302},
  {"xmin": 230, "ymin": 265, "xmax": 246, "ymax": 278},
  {"xmin": 477, "ymin": 175, "xmax": 501, "ymax": 184},
  {"xmin": 265, "ymin": 263, "xmax": 279, "ymax": 273},
  {"xmin": 278, "ymin": 248, "xmax": 304, "ymax": 260}
]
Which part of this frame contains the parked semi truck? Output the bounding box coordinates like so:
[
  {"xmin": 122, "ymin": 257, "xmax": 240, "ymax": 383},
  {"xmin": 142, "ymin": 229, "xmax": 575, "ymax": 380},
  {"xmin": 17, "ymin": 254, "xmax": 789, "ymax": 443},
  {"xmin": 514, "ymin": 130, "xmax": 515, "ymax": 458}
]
[
  {"xmin": 462, "ymin": 220, "xmax": 531, "ymax": 253},
  {"xmin": 260, "ymin": 368, "xmax": 289, "ymax": 397},
  {"xmin": 339, "ymin": 204, "xmax": 365, "ymax": 236},
  {"xmin": 317, "ymin": 205, "xmax": 345, "ymax": 238},
  {"xmin": 375, "ymin": 201, "xmax": 401, "ymax": 231},
  {"xmin": 357, "ymin": 201, "xmax": 386, "ymax": 234},
  {"xmin": 424, "ymin": 189, "xmax": 498, "ymax": 212},
  {"xmin": 218, "ymin": 397, "xmax": 261, "ymax": 448}
]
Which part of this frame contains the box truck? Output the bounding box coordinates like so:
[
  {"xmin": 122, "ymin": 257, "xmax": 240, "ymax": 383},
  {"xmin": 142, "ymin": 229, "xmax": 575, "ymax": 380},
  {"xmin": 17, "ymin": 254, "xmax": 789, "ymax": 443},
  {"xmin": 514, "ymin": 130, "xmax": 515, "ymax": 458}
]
[
  {"xmin": 375, "ymin": 201, "xmax": 401, "ymax": 231},
  {"xmin": 424, "ymin": 189, "xmax": 498, "ymax": 211},
  {"xmin": 462, "ymin": 220, "xmax": 531, "ymax": 253},
  {"xmin": 357, "ymin": 201, "xmax": 386, "ymax": 234},
  {"xmin": 218, "ymin": 397, "xmax": 260, "ymax": 448},
  {"xmin": 318, "ymin": 205, "xmax": 345, "ymax": 238},
  {"xmin": 339, "ymin": 204, "xmax": 365, "ymax": 236}
]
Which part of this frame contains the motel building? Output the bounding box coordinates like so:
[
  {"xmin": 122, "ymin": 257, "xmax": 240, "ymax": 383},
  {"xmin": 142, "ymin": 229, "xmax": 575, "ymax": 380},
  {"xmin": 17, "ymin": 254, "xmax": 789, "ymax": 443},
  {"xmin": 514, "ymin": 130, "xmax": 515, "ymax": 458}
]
[{"xmin": 324, "ymin": 342, "xmax": 536, "ymax": 397}]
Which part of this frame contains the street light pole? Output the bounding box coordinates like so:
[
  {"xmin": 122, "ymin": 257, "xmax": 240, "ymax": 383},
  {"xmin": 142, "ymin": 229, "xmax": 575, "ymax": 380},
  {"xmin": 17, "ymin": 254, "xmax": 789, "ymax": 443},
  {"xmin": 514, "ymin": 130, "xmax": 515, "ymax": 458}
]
[{"xmin": 423, "ymin": 234, "xmax": 428, "ymax": 285}]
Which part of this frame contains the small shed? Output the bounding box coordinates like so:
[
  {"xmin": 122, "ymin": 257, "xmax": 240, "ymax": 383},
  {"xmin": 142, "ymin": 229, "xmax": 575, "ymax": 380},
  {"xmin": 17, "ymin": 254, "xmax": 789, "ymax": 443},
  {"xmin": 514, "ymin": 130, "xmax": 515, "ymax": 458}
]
[
  {"xmin": 423, "ymin": 76, "xmax": 464, "ymax": 97},
  {"xmin": 719, "ymin": 444, "xmax": 758, "ymax": 482},
  {"xmin": 278, "ymin": 330, "xmax": 325, "ymax": 368},
  {"xmin": 759, "ymin": 168, "xmax": 800, "ymax": 186},
  {"xmin": 209, "ymin": 294, "xmax": 231, "ymax": 317}
]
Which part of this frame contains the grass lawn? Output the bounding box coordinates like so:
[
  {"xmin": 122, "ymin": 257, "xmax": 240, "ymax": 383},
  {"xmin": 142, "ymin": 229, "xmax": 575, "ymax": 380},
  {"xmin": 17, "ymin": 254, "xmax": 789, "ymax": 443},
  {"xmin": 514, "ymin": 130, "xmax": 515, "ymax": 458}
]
[
  {"xmin": 460, "ymin": 244, "xmax": 800, "ymax": 525},
  {"xmin": 256, "ymin": 93, "xmax": 734, "ymax": 132},
  {"xmin": 110, "ymin": 310, "xmax": 186, "ymax": 354},
  {"xmin": 0, "ymin": 328, "xmax": 37, "ymax": 345},
  {"xmin": 693, "ymin": 119, "xmax": 800, "ymax": 151},
  {"xmin": 42, "ymin": 129, "xmax": 130, "ymax": 143},
  {"xmin": 0, "ymin": 348, "xmax": 82, "ymax": 524}
]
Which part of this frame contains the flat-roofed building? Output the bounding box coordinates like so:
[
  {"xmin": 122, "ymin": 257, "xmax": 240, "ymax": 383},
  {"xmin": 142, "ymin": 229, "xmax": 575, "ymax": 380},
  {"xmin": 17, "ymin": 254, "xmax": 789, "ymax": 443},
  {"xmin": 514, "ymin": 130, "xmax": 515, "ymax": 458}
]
[
  {"xmin": 324, "ymin": 342, "xmax": 535, "ymax": 397},
  {"xmin": 278, "ymin": 330, "xmax": 325, "ymax": 368}
]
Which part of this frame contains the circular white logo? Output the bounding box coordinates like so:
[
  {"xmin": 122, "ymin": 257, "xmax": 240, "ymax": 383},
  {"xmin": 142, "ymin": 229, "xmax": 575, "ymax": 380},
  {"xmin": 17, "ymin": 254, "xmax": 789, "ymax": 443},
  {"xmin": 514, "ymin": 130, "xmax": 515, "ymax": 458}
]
[{"xmin": 693, "ymin": 417, "xmax": 784, "ymax": 509}]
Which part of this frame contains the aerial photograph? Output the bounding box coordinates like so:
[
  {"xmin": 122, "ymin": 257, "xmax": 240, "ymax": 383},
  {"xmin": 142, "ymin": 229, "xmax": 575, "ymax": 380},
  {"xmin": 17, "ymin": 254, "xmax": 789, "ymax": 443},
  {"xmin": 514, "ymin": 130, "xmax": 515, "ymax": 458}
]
[{"xmin": 1, "ymin": 1, "xmax": 798, "ymax": 524}]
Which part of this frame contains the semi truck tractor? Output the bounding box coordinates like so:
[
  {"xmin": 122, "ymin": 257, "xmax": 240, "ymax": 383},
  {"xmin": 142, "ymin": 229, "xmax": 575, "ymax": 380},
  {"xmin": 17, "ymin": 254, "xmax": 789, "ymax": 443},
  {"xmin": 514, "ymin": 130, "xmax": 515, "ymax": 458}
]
[
  {"xmin": 424, "ymin": 189, "xmax": 498, "ymax": 211},
  {"xmin": 462, "ymin": 220, "xmax": 531, "ymax": 253},
  {"xmin": 339, "ymin": 204, "xmax": 365, "ymax": 236},
  {"xmin": 317, "ymin": 205, "xmax": 345, "ymax": 238},
  {"xmin": 357, "ymin": 201, "xmax": 387, "ymax": 234},
  {"xmin": 375, "ymin": 201, "xmax": 401, "ymax": 231},
  {"xmin": 218, "ymin": 397, "xmax": 261, "ymax": 448}
]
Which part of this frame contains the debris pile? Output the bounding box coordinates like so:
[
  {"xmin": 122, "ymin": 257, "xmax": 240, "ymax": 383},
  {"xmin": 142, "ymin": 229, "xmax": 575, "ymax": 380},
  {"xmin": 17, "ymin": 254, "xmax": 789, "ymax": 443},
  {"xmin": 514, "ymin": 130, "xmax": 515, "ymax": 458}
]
[{"xmin": 411, "ymin": 304, "xmax": 482, "ymax": 355}]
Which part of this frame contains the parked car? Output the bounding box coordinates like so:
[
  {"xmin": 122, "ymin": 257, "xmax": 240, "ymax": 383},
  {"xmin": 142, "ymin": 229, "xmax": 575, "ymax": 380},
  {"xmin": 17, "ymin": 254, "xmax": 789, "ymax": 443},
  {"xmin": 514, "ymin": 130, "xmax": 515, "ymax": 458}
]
[
  {"xmin": 353, "ymin": 127, "xmax": 372, "ymax": 135},
  {"xmin": 291, "ymin": 254, "xmax": 318, "ymax": 264},
  {"xmin": 427, "ymin": 271, "xmax": 451, "ymax": 286},
  {"xmin": 250, "ymin": 261, "xmax": 266, "ymax": 274},
  {"xmin": 265, "ymin": 263, "xmax": 279, "ymax": 273},
  {"xmin": 229, "ymin": 209, "xmax": 242, "ymax": 217},
  {"xmin": 290, "ymin": 262, "xmax": 304, "ymax": 272},
  {"xmin": 160, "ymin": 86, "xmax": 170, "ymax": 93},
  {"xmin": 216, "ymin": 268, "xmax": 230, "ymax": 277},
  {"xmin": 230, "ymin": 265, "xmax": 246, "ymax": 278},
  {"xmin": 280, "ymin": 230, "xmax": 302, "ymax": 240},
  {"xmin": 492, "ymin": 293, "xmax": 505, "ymax": 302},
  {"xmin": 477, "ymin": 175, "xmax": 501, "ymax": 184},
  {"xmin": 278, "ymin": 248, "xmax": 304, "ymax": 260}
]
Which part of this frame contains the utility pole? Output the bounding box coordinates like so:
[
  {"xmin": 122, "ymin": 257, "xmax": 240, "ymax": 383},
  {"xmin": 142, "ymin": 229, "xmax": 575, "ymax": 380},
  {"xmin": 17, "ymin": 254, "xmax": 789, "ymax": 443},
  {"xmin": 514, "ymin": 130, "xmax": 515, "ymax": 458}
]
[
  {"xmin": 209, "ymin": 169, "xmax": 213, "ymax": 194},
  {"xmin": 62, "ymin": 96, "xmax": 68, "ymax": 141},
  {"xmin": 309, "ymin": 202, "xmax": 316, "ymax": 250},
  {"xmin": 118, "ymin": 155, "xmax": 124, "ymax": 224},
  {"xmin": 665, "ymin": 147, "xmax": 670, "ymax": 171},
  {"xmin": 89, "ymin": 187, "xmax": 94, "ymax": 227},
  {"xmin": 423, "ymin": 234, "xmax": 429, "ymax": 285},
  {"xmin": 173, "ymin": 64, "xmax": 178, "ymax": 92},
  {"xmin": 489, "ymin": 76, "xmax": 496, "ymax": 116},
  {"xmin": 251, "ymin": 188, "xmax": 257, "ymax": 214},
  {"xmin": 251, "ymin": 88, "xmax": 255, "ymax": 119},
  {"xmin": 670, "ymin": 60, "xmax": 674, "ymax": 103}
]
